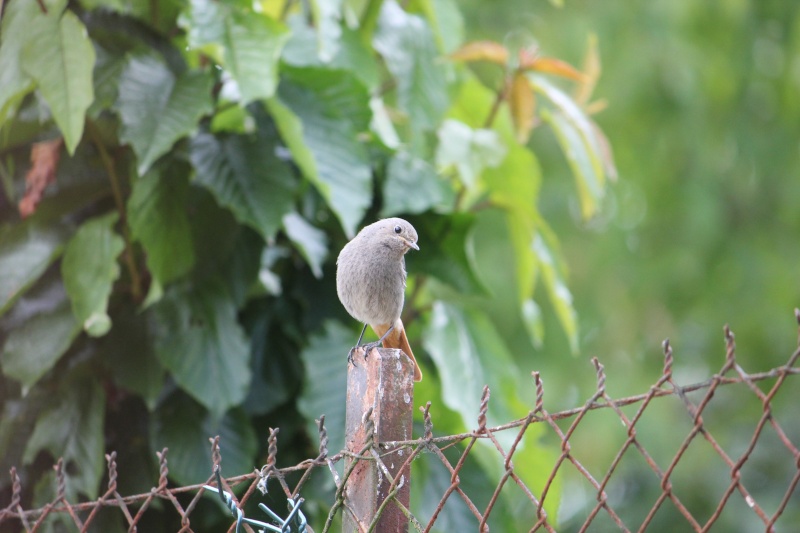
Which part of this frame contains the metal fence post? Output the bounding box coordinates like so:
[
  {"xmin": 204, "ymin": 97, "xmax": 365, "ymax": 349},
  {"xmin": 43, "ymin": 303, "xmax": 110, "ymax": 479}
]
[{"xmin": 343, "ymin": 347, "xmax": 415, "ymax": 533}]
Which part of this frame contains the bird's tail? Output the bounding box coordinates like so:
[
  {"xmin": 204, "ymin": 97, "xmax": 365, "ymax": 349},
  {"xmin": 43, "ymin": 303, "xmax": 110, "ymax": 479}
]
[{"xmin": 373, "ymin": 319, "xmax": 423, "ymax": 382}]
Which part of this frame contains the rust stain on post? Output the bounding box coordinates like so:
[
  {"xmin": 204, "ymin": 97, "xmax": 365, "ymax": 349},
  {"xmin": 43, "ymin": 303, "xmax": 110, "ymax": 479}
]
[{"xmin": 343, "ymin": 347, "xmax": 414, "ymax": 533}]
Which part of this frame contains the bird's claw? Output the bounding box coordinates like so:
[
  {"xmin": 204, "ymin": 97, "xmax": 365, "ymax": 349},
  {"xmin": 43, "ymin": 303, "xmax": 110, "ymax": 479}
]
[
  {"xmin": 361, "ymin": 341, "xmax": 381, "ymax": 360},
  {"xmin": 347, "ymin": 346, "xmax": 360, "ymax": 367},
  {"xmin": 347, "ymin": 342, "xmax": 381, "ymax": 368}
]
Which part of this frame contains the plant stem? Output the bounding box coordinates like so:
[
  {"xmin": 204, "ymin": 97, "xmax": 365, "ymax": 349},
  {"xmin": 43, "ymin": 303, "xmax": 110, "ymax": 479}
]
[
  {"xmin": 86, "ymin": 120, "xmax": 143, "ymax": 302},
  {"xmin": 483, "ymin": 74, "xmax": 511, "ymax": 129}
]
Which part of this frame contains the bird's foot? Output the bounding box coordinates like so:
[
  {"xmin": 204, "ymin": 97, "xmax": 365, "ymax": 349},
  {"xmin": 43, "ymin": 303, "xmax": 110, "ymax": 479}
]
[
  {"xmin": 347, "ymin": 341, "xmax": 382, "ymax": 368},
  {"xmin": 360, "ymin": 340, "xmax": 382, "ymax": 360},
  {"xmin": 347, "ymin": 346, "xmax": 362, "ymax": 367}
]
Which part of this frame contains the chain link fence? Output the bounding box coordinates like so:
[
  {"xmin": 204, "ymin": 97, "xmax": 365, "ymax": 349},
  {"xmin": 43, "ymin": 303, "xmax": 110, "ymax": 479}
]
[{"xmin": 2, "ymin": 322, "xmax": 799, "ymax": 532}]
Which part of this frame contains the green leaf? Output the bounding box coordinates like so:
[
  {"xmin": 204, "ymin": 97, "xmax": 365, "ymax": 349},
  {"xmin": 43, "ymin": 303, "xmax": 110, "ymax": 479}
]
[
  {"xmin": 298, "ymin": 320, "xmax": 352, "ymax": 456},
  {"xmin": 521, "ymin": 298, "xmax": 544, "ymax": 348},
  {"xmin": 211, "ymin": 105, "xmax": 254, "ymax": 134},
  {"xmin": 267, "ymin": 83, "xmax": 372, "ymax": 237},
  {"xmin": 181, "ymin": 0, "xmax": 290, "ymax": 103},
  {"xmin": 281, "ymin": 67, "xmax": 372, "ymax": 132},
  {"xmin": 128, "ymin": 165, "xmax": 195, "ymax": 285},
  {"xmin": 103, "ymin": 307, "xmax": 165, "ymax": 409},
  {"xmin": 0, "ymin": 0, "xmax": 45, "ymax": 126},
  {"xmin": 381, "ymin": 151, "xmax": 454, "ymax": 216},
  {"xmin": 1, "ymin": 302, "xmax": 80, "ymax": 390},
  {"xmin": 23, "ymin": 377, "xmax": 105, "ymax": 499},
  {"xmin": 283, "ymin": 21, "xmax": 380, "ymax": 90},
  {"xmin": 190, "ymin": 130, "xmax": 296, "ymax": 240},
  {"xmin": 89, "ymin": 45, "xmax": 127, "ymax": 117},
  {"xmin": 419, "ymin": 0, "xmax": 464, "ymax": 54},
  {"xmin": 216, "ymin": 226, "xmax": 264, "ymax": 308},
  {"xmin": 369, "ymin": 96, "xmax": 401, "ymax": 149},
  {"xmin": 0, "ymin": 222, "xmax": 70, "ymax": 316},
  {"xmin": 282, "ymin": 212, "xmax": 328, "ymax": 279},
  {"xmin": 532, "ymin": 231, "xmax": 578, "ymax": 353},
  {"xmin": 150, "ymin": 394, "xmax": 257, "ymax": 485},
  {"xmin": 447, "ymin": 75, "xmax": 558, "ymax": 338},
  {"xmin": 309, "ymin": 0, "xmax": 343, "ymax": 62},
  {"xmin": 528, "ymin": 74, "xmax": 605, "ymax": 219},
  {"xmin": 62, "ymin": 213, "xmax": 125, "ymax": 337},
  {"xmin": 374, "ymin": 0, "xmax": 449, "ymax": 138},
  {"xmin": 541, "ymin": 108, "xmax": 603, "ymax": 219},
  {"xmin": 465, "ymin": 209, "xmax": 539, "ymax": 349},
  {"xmin": 117, "ymin": 55, "xmax": 213, "ymax": 175},
  {"xmin": 151, "ymin": 280, "xmax": 252, "ymax": 418},
  {"xmin": 413, "ymin": 214, "xmax": 487, "ymax": 295},
  {"xmin": 435, "ymin": 119, "xmax": 506, "ymax": 189},
  {"xmin": 241, "ymin": 301, "xmax": 303, "ymax": 416},
  {"xmin": 484, "ymin": 145, "xmax": 542, "ymax": 302},
  {"xmin": 411, "ymin": 457, "xmax": 482, "ymax": 530},
  {"xmin": 422, "ymin": 301, "xmax": 524, "ymax": 430},
  {"xmin": 484, "ymin": 143, "xmax": 541, "ymax": 221},
  {"xmin": 21, "ymin": 3, "xmax": 95, "ymax": 155}
]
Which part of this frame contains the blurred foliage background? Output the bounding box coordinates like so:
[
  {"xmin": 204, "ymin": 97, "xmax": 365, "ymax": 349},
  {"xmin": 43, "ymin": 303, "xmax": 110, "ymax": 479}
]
[
  {"xmin": 464, "ymin": 1, "xmax": 800, "ymax": 530},
  {"xmin": 1, "ymin": 0, "xmax": 799, "ymax": 531}
]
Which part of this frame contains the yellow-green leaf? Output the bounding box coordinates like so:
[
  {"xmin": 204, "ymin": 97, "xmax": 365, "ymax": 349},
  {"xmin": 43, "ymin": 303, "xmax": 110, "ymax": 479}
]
[{"xmin": 509, "ymin": 72, "xmax": 536, "ymax": 144}]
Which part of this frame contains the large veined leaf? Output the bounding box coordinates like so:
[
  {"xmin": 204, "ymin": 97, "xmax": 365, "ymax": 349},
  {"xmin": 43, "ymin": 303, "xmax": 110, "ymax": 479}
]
[
  {"xmin": 190, "ymin": 130, "xmax": 296, "ymax": 240},
  {"xmin": 381, "ymin": 151, "xmax": 453, "ymax": 217},
  {"xmin": 280, "ymin": 67, "xmax": 372, "ymax": 132},
  {"xmin": 374, "ymin": 0, "xmax": 449, "ymax": 138},
  {"xmin": 282, "ymin": 212, "xmax": 328, "ymax": 279},
  {"xmin": 0, "ymin": 302, "xmax": 80, "ymax": 391},
  {"xmin": 103, "ymin": 307, "xmax": 165, "ymax": 410},
  {"xmin": 422, "ymin": 300, "xmax": 561, "ymax": 521},
  {"xmin": 23, "ymin": 377, "xmax": 105, "ymax": 500},
  {"xmin": 21, "ymin": 1, "xmax": 95, "ymax": 155},
  {"xmin": 297, "ymin": 320, "xmax": 352, "ymax": 456},
  {"xmin": 411, "ymin": 457, "xmax": 486, "ymax": 531},
  {"xmin": 61, "ymin": 213, "xmax": 125, "ymax": 337},
  {"xmin": 128, "ymin": 165, "xmax": 195, "ymax": 285},
  {"xmin": 117, "ymin": 55, "xmax": 213, "ymax": 175},
  {"xmin": 0, "ymin": 222, "xmax": 70, "ymax": 316},
  {"xmin": 267, "ymin": 82, "xmax": 372, "ymax": 238},
  {"xmin": 181, "ymin": 0, "xmax": 289, "ymax": 103},
  {"xmin": 435, "ymin": 119, "xmax": 507, "ymax": 189},
  {"xmin": 151, "ymin": 280, "xmax": 252, "ymax": 418},
  {"xmin": 423, "ymin": 301, "xmax": 523, "ymax": 430},
  {"xmin": 151, "ymin": 395, "xmax": 257, "ymax": 485},
  {"xmin": 0, "ymin": 0, "xmax": 48, "ymax": 126},
  {"xmin": 282, "ymin": 21, "xmax": 379, "ymax": 90}
]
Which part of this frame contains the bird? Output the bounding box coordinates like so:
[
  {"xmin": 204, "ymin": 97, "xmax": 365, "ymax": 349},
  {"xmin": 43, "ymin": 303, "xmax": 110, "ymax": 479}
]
[{"xmin": 336, "ymin": 218, "xmax": 423, "ymax": 381}]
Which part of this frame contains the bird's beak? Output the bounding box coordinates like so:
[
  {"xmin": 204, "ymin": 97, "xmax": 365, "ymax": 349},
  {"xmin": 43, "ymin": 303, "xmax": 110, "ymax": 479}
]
[{"xmin": 404, "ymin": 239, "xmax": 419, "ymax": 251}]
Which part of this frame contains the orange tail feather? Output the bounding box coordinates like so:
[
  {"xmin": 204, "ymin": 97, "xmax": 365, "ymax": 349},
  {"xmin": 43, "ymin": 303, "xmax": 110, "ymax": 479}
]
[{"xmin": 372, "ymin": 319, "xmax": 423, "ymax": 382}]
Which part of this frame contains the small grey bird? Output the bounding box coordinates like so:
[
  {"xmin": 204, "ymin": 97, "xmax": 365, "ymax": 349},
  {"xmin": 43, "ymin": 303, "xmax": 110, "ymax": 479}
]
[{"xmin": 336, "ymin": 218, "xmax": 423, "ymax": 381}]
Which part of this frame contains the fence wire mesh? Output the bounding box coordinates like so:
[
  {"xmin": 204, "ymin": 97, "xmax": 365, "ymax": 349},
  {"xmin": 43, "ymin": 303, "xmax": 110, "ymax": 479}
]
[{"xmin": 2, "ymin": 321, "xmax": 799, "ymax": 532}]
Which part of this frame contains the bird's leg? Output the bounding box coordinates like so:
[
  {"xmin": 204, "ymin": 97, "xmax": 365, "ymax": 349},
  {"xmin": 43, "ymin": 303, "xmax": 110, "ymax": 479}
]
[
  {"xmin": 348, "ymin": 323, "xmax": 370, "ymax": 366},
  {"xmin": 360, "ymin": 323, "xmax": 395, "ymax": 361}
]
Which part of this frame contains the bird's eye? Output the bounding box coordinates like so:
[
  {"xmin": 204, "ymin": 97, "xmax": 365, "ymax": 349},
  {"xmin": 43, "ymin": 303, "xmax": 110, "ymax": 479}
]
[{"xmin": 394, "ymin": 225, "xmax": 402, "ymax": 234}]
